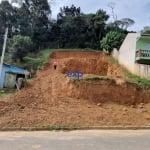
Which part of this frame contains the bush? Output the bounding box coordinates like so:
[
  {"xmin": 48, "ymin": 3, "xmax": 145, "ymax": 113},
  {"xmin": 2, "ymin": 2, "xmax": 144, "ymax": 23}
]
[{"xmin": 100, "ymin": 31, "xmax": 126, "ymax": 53}]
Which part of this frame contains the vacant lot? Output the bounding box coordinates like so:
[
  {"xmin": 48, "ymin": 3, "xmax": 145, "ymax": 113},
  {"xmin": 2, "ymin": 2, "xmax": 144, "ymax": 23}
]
[{"xmin": 0, "ymin": 51, "xmax": 150, "ymax": 127}]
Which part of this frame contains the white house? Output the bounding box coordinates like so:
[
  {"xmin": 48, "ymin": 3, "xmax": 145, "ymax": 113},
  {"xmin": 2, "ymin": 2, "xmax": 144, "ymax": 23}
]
[{"xmin": 112, "ymin": 33, "xmax": 150, "ymax": 79}]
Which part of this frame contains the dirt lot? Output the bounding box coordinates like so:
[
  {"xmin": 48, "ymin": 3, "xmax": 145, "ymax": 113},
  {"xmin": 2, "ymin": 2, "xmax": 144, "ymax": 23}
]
[{"xmin": 0, "ymin": 51, "xmax": 150, "ymax": 127}]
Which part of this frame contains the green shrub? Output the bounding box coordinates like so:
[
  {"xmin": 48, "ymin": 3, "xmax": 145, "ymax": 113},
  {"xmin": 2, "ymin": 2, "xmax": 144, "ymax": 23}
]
[{"xmin": 100, "ymin": 31, "xmax": 126, "ymax": 53}]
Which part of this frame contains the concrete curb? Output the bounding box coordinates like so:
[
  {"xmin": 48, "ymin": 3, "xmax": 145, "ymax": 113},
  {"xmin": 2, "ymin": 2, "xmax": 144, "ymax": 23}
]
[{"xmin": 0, "ymin": 126, "xmax": 150, "ymax": 131}]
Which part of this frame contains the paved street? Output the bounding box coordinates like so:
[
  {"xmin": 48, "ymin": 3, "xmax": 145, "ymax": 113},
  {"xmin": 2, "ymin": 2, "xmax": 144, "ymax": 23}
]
[{"xmin": 0, "ymin": 130, "xmax": 150, "ymax": 150}]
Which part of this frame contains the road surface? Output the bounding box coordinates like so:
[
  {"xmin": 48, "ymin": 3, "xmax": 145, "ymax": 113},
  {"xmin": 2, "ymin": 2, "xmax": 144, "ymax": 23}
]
[{"xmin": 0, "ymin": 130, "xmax": 150, "ymax": 150}]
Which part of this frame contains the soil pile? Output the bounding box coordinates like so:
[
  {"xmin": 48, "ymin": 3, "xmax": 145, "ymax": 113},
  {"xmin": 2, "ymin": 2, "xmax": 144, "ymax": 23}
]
[{"xmin": 0, "ymin": 51, "xmax": 150, "ymax": 127}]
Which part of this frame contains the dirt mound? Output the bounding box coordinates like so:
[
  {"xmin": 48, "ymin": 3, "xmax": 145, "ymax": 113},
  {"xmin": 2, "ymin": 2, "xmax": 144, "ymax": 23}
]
[
  {"xmin": 51, "ymin": 51, "xmax": 124, "ymax": 77},
  {"xmin": 0, "ymin": 51, "xmax": 150, "ymax": 127}
]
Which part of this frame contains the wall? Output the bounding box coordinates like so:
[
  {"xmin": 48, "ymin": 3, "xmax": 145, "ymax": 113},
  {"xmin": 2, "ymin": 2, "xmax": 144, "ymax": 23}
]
[
  {"xmin": 3, "ymin": 73, "xmax": 17, "ymax": 88},
  {"xmin": 118, "ymin": 33, "xmax": 140, "ymax": 73},
  {"xmin": 136, "ymin": 37, "xmax": 150, "ymax": 50},
  {"xmin": 135, "ymin": 63, "xmax": 150, "ymax": 78},
  {"xmin": 117, "ymin": 33, "xmax": 150, "ymax": 79},
  {"xmin": 111, "ymin": 48, "xmax": 119, "ymax": 60}
]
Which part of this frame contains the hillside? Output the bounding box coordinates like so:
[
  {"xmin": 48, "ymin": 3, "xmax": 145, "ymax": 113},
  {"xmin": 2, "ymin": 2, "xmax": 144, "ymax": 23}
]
[{"xmin": 0, "ymin": 51, "xmax": 150, "ymax": 127}]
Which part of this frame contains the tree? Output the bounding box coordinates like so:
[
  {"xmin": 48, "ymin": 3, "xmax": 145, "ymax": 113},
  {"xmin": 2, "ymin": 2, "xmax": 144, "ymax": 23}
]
[
  {"xmin": 100, "ymin": 31, "xmax": 126, "ymax": 53},
  {"xmin": 11, "ymin": 0, "xmax": 51, "ymax": 49},
  {"xmin": 90, "ymin": 9, "xmax": 109, "ymax": 43},
  {"xmin": 56, "ymin": 6, "xmax": 109, "ymax": 49},
  {"xmin": 9, "ymin": 35, "xmax": 33, "ymax": 62},
  {"xmin": 107, "ymin": 2, "xmax": 134, "ymax": 30},
  {"xmin": 116, "ymin": 18, "xmax": 135, "ymax": 30},
  {"xmin": 0, "ymin": 1, "xmax": 16, "ymax": 36},
  {"xmin": 142, "ymin": 26, "xmax": 150, "ymax": 34},
  {"xmin": 14, "ymin": 3, "xmax": 31, "ymax": 36},
  {"xmin": 56, "ymin": 5, "xmax": 86, "ymax": 48}
]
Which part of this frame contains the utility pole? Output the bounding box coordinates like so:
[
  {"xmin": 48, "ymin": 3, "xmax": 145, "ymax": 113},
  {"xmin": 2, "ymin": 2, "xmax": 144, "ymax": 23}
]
[{"xmin": 0, "ymin": 28, "xmax": 8, "ymax": 77}]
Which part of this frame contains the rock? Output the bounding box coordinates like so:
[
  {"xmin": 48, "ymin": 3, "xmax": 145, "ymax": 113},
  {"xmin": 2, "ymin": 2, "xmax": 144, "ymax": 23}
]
[
  {"xmin": 20, "ymin": 105, "xmax": 25, "ymax": 109},
  {"xmin": 122, "ymin": 112, "xmax": 127, "ymax": 115},
  {"xmin": 35, "ymin": 95, "xmax": 39, "ymax": 98},
  {"xmin": 140, "ymin": 103, "xmax": 144, "ymax": 106},
  {"xmin": 97, "ymin": 103, "xmax": 102, "ymax": 107},
  {"xmin": 123, "ymin": 108, "xmax": 128, "ymax": 111},
  {"xmin": 139, "ymin": 103, "xmax": 144, "ymax": 108},
  {"xmin": 139, "ymin": 105, "xmax": 144, "ymax": 109},
  {"xmin": 130, "ymin": 105, "xmax": 135, "ymax": 108},
  {"xmin": 136, "ymin": 109, "xmax": 143, "ymax": 113}
]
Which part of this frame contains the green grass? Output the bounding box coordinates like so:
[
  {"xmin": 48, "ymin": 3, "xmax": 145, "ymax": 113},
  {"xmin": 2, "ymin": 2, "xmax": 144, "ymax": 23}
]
[
  {"xmin": 0, "ymin": 125, "xmax": 84, "ymax": 131},
  {"xmin": 3, "ymin": 49, "xmax": 53, "ymax": 70},
  {"xmin": 22, "ymin": 49, "xmax": 53, "ymax": 70},
  {"xmin": 123, "ymin": 69, "xmax": 150, "ymax": 87},
  {"xmin": 0, "ymin": 89, "xmax": 15, "ymax": 98},
  {"xmin": 108, "ymin": 55, "xmax": 120, "ymax": 67},
  {"xmin": 108, "ymin": 56, "xmax": 150, "ymax": 87},
  {"xmin": 84, "ymin": 76, "xmax": 113, "ymax": 81}
]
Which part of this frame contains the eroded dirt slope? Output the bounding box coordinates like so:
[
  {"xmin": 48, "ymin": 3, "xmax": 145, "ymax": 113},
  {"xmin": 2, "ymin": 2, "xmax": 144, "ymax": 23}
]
[{"xmin": 0, "ymin": 51, "xmax": 150, "ymax": 127}]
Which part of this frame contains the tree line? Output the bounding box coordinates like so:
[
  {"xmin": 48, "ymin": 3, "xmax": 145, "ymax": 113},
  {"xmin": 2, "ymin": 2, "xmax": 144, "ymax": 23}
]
[{"xmin": 0, "ymin": 0, "xmax": 135, "ymax": 61}]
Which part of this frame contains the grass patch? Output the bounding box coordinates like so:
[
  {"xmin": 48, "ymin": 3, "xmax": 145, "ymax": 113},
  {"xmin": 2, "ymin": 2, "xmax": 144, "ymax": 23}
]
[
  {"xmin": 3, "ymin": 49, "xmax": 53, "ymax": 70},
  {"xmin": 84, "ymin": 76, "xmax": 113, "ymax": 81},
  {"xmin": 123, "ymin": 69, "xmax": 150, "ymax": 87},
  {"xmin": 23, "ymin": 49, "xmax": 53, "ymax": 70},
  {"xmin": 108, "ymin": 56, "xmax": 150, "ymax": 87},
  {"xmin": 108, "ymin": 55, "xmax": 120, "ymax": 66},
  {"xmin": 0, "ymin": 89, "xmax": 15, "ymax": 98},
  {"xmin": 0, "ymin": 125, "xmax": 84, "ymax": 131},
  {"xmin": 30, "ymin": 125, "xmax": 82, "ymax": 131}
]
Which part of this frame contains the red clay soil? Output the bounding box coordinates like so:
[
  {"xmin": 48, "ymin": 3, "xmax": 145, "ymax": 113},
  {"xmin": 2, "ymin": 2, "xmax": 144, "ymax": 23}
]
[{"xmin": 0, "ymin": 51, "xmax": 150, "ymax": 127}]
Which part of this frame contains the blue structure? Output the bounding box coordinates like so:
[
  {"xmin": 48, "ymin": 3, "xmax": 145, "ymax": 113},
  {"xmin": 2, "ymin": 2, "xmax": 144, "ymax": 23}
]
[
  {"xmin": 67, "ymin": 72, "xmax": 83, "ymax": 80},
  {"xmin": 0, "ymin": 63, "xmax": 28, "ymax": 88}
]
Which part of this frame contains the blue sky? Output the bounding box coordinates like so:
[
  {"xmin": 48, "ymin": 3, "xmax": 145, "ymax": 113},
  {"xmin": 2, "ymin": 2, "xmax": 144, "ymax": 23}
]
[{"xmin": 51, "ymin": 0, "xmax": 150, "ymax": 31}]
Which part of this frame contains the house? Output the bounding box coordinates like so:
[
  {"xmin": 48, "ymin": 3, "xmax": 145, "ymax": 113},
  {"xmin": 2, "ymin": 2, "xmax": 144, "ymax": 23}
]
[
  {"xmin": 0, "ymin": 63, "xmax": 29, "ymax": 89},
  {"xmin": 112, "ymin": 33, "xmax": 150, "ymax": 79}
]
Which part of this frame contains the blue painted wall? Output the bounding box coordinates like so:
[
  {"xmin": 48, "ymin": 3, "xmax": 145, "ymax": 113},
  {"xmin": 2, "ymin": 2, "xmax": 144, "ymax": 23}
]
[{"xmin": 0, "ymin": 64, "xmax": 26, "ymax": 88}]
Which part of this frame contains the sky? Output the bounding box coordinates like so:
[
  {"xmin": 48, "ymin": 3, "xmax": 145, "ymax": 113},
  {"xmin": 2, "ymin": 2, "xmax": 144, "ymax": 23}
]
[{"xmin": 51, "ymin": 0, "xmax": 150, "ymax": 32}]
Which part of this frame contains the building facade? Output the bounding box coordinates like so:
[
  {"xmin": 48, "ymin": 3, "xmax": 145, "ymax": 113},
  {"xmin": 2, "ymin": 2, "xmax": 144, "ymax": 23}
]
[{"xmin": 112, "ymin": 33, "xmax": 150, "ymax": 79}]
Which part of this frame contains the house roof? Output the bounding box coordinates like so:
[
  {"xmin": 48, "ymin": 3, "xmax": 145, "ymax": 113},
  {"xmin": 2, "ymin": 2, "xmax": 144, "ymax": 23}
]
[{"xmin": 3, "ymin": 63, "xmax": 28, "ymax": 75}]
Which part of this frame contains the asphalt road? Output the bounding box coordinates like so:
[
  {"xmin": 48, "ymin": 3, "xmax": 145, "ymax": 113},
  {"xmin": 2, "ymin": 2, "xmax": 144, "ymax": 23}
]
[{"xmin": 0, "ymin": 130, "xmax": 150, "ymax": 150}]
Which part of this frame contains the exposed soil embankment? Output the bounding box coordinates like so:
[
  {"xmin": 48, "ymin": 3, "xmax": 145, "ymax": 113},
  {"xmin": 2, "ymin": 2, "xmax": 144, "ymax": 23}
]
[
  {"xmin": 0, "ymin": 51, "xmax": 150, "ymax": 127},
  {"xmin": 63, "ymin": 79, "xmax": 149, "ymax": 105},
  {"xmin": 51, "ymin": 51, "xmax": 125, "ymax": 77}
]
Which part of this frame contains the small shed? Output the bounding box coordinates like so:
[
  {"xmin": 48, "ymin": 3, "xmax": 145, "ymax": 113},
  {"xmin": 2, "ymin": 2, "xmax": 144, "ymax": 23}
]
[{"xmin": 0, "ymin": 63, "xmax": 28, "ymax": 89}]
